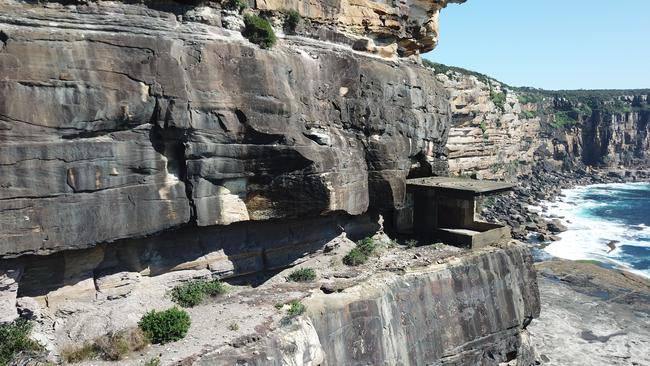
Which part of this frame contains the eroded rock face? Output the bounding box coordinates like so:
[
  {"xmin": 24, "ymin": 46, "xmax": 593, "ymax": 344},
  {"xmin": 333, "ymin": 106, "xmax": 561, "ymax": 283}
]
[
  {"xmin": 437, "ymin": 69, "xmax": 650, "ymax": 178},
  {"xmin": 436, "ymin": 72, "xmax": 544, "ymax": 179},
  {"xmin": 193, "ymin": 243, "xmax": 540, "ymax": 366},
  {"xmin": 0, "ymin": 1, "xmax": 451, "ymax": 258},
  {"xmin": 580, "ymin": 108, "xmax": 650, "ymax": 167},
  {"xmin": 257, "ymin": 0, "xmax": 466, "ymax": 56},
  {"xmin": 305, "ymin": 243, "xmax": 540, "ymax": 366}
]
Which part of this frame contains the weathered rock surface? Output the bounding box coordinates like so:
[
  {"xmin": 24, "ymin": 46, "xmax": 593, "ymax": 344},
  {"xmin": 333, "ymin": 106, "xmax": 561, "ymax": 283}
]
[
  {"xmin": 304, "ymin": 243, "xmax": 540, "ymax": 366},
  {"xmin": 436, "ymin": 71, "xmax": 543, "ymax": 179},
  {"xmin": 37, "ymin": 239, "xmax": 537, "ymax": 366},
  {"xmin": 433, "ymin": 66, "xmax": 650, "ymax": 179},
  {"xmin": 257, "ymin": 0, "xmax": 467, "ymax": 56},
  {"xmin": 0, "ymin": 0, "xmax": 451, "ymax": 258},
  {"xmin": 529, "ymin": 260, "xmax": 650, "ymax": 366},
  {"xmin": 0, "ymin": 264, "xmax": 22, "ymax": 323}
]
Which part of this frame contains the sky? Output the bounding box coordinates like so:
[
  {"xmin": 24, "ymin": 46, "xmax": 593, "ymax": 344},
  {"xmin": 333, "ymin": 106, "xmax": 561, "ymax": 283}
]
[{"xmin": 423, "ymin": 0, "xmax": 650, "ymax": 90}]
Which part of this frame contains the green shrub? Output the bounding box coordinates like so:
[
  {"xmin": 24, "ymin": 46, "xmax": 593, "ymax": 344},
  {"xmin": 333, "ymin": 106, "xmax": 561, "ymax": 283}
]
[
  {"xmin": 145, "ymin": 358, "xmax": 161, "ymax": 366},
  {"xmin": 573, "ymin": 103, "xmax": 592, "ymax": 116},
  {"xmin": 139, "ymin": 307, "xmax": 191, "ymax": 344},
  {"xmin": 225, "ymin": 0, "xmax": 247, "ymax": 12},
  {"xmin": 286, "ymin": 300, "xmax": 306, "ymax": 316},
  {"xmin": 0, "ymin": 319, "xmax": 43, "ymax": 365},
  {"xmin": 171, "ymin": 279, "xmax": 227, "ymax": 307},
  {"xmin": 285, "ymin": 9, "xmax": 301, "ymax": 32},
  {"xmin": 242, "ymin": 14, "xmax": 276, "ymax": 49},
  {"xmin": 405, "ymin": 239, "xmax": 418, "ymax": 249},
  {"xmin": 343, "ymin": 237, "xmax": 378, "ymax": 266},
  {"xmin": 479, "ymin": 121, "xmax": 488, "ymax": 135},
  {"xmin": 228, "ymin": 322, "xmax": 239, "ymax": 331},
  {"xmin": 519, "ymin": 110, "xmax": 537, "ymax": 119},
  {"xmin": 356, "ymin": 237, "xmax": 377, "ymax": 254},
  {"xmin": 551, "ymin": 111, "xmax": 577, "ymax": 128},
  {"xmin": 517, "ymin": 93, "xmax": 544, "ymax": 105},
  {"xmin": 287, "ymin": 268, "xmax": 316, "ymax": 282},
  {"xmin": 490, "ymin": 89, "xmax": 507, "ymax": 111},
  {"xmin": 342, "ymin": 248, "xmax": 367, "ymax": 266}
]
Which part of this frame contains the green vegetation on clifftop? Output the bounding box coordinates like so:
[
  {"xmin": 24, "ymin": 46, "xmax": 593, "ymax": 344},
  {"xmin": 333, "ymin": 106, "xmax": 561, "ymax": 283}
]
[
  {"xmin": 242, "ymin": 14, "xmax": 276, "ymax": 49},
  {"xmin": 426, "ymin": 61, "xmax": 650, "ymax": 129},
  {"xmin": 0, "ymin": 319, "xmax": 43, "ymax": 365}
]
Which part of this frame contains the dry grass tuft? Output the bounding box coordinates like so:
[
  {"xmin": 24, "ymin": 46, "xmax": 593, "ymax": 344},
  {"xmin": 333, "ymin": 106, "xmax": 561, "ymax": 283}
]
[{"xmin": 61, "ymin": 327, "xmax": 149, "ymax": 363}]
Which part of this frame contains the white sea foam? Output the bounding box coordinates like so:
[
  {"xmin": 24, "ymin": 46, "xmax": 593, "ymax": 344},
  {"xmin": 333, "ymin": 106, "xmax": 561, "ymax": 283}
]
[{"xmin": 540, "ymin": 182, "xmax": 650, "ymax": 279}]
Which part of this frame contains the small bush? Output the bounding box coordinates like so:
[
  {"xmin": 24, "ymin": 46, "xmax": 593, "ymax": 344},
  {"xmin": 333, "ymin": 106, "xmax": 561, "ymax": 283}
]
[
  {"xmin": 225, "ymin": 0, "xmax": 247, "ymax": 12},
  {"xmin": 342, "ymin": 248, "xmax": 367, "ymax": 266},
  {"xmin": 228, "ymin": 322, "xmax": 239, "ymax": 331},
  {"xmin": 405, "ymin": 239, "xmax": 418, "ymax": 249},
  {"xmin": 242, "ymin": 14, "xmax": 277, "ymax": 49},
  {"xmin": 171, "ymin": 279, "xmax": 227, "ymax": 308},
  {"xmin": 551, "ymin": 111, "xmax": 577, "ymax": 128},
  {"xmin": 286, "ymin": 300, "xmax": 306, "ymax": 316},
  {"xmin": 490, "ymin": 90, "xmax": 507, "ymax": 111},
  {"xmin": 0, "ymin": 319, "xmax": 43, "ymax": 365},
  {"xmin": 286, "ymin": 268, "xmax": 316, "ymax": 282},
  {"xmin": 479, "ymin": 121, "xmax": 488, "ymax": 135},
  {"xmin": 519, "ymin": 110, "xmax": 537, "ymax": 119},
  {"xmin": 342, "ymin": 237, "xmax": 378, "ymax": 266},
  {"xmin": 356, "ymin": 237, "xmax": 377, "ymax": 254},
  {"xmin": 145, "ymin": 358, "xmax": 161, "ymax": 366},
  {"xmin": 517, "ymin": 93, "xmax": 544, "ymax": 105},
  {"xmin": 284, "ymin": 9, "xmax": 301, "ymax": 32},
  {"xmin": 139, "ymin": 307, "xmax": 191, "ymax": 345}
]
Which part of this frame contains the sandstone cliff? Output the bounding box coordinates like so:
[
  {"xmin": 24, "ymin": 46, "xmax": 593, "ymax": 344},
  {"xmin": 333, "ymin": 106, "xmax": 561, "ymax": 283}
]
[
  {"xmin": 0, "ymin": 0, "xmax": 458, "ymax": 259},
  {"xmin": 0, "ymin": 1, "xmax": 545, "ymax": 365},
  {"xmin": 430, "ymin": 62, "xmax": 650, "ymax": 178}
]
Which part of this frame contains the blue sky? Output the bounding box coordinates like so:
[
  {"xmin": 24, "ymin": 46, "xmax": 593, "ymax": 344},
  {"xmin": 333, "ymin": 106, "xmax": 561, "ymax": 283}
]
[{"xmin": 423, "ymin": 0, "xmax": 650, "ymax": 90}]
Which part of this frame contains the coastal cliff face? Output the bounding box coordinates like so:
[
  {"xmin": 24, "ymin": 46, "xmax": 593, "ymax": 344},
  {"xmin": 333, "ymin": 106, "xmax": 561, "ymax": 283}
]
[
  {"xmin": 0, "ymin": 0, "xmax": 454, "ymax": 258},
  {"xmin": 435, "ymin": 72, "xmax": 542, "ymax": 179},
  {"xmin": 434, "ymin": 65, "xmax": 650, "ymax": 178},
  {"xmin": 0, "ymin": 1, "xmax": 544, "ymax": 365},
  {"xmin": 192, "ymin": 243, "xmax": 540, "ymax": 366}
]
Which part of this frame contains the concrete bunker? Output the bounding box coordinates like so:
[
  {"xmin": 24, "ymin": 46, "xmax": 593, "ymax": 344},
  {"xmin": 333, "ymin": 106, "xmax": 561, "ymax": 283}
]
[{"xmin": 396, "ymin": 177, "xmax": 514, "ymax": 249}]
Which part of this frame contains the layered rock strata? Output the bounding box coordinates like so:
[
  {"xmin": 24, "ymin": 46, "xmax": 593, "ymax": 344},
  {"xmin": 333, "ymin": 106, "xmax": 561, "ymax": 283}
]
[
  {"xmin": 434, "ymin": 67, "xmax": 650, "ymax": 179},
  {"xmin": 436, "ymin": 72, "xmax": 542, "ymax": 179},
  {"xmin": 256, "ymin": 0, "xmax": 467, "ymax": 56},
  {"xmin": 0, "ymin": 0, "xmax": 452, "ymax": 260},
  {"xmin": 76, "ymin": 240, "xmax": 536, "ymax": 366}
]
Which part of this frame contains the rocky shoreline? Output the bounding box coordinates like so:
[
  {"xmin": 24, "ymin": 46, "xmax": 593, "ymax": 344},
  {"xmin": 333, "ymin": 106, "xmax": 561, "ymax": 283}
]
[
  {"xmin": 481, "ymin": 163, "xmax": 650, "ymax": 243},
  {"xmin": 485, "ymin": 165, "xmax": 650, "ymax": 365}
]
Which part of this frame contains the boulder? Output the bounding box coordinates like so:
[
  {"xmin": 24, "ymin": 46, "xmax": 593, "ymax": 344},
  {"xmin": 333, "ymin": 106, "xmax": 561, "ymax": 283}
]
[{"xmin": 547, "ymin": 219, "xmax": 568, "ymax": 233}]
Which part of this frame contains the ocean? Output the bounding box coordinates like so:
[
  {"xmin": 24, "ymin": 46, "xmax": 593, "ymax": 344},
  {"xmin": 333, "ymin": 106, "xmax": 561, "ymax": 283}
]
[{"xmin": 536, "ymin": 182, "xmax": 650, "ymax": 278}]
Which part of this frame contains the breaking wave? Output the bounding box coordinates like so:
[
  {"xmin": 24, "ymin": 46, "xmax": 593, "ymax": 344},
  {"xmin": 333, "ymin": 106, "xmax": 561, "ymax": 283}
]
[{"xmin": 537, "ymin": 182, "xmax": 650, "ymax": 278}]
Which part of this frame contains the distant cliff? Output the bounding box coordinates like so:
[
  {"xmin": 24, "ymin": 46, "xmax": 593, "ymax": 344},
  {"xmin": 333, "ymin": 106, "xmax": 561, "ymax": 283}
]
[{"xmin": 428, "ymin": 61, "xmax": 650, "ymax": 178}]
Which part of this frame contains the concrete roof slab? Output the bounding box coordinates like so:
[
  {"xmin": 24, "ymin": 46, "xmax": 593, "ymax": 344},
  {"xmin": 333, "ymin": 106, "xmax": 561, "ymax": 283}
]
[{"xmin": 406, "ymin": 177, "xmax": 514, "ymax": 196}]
